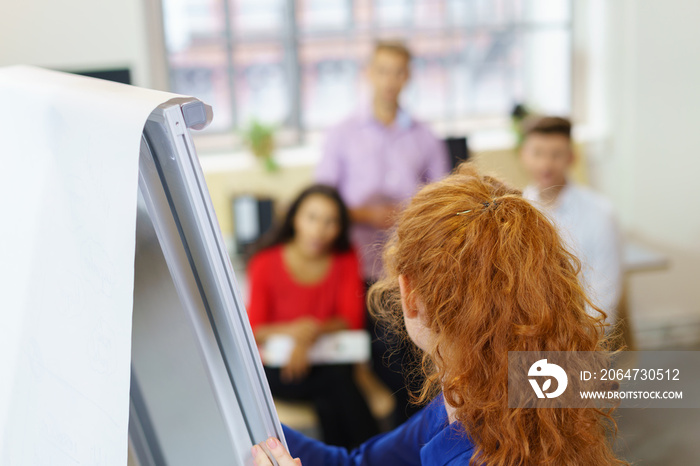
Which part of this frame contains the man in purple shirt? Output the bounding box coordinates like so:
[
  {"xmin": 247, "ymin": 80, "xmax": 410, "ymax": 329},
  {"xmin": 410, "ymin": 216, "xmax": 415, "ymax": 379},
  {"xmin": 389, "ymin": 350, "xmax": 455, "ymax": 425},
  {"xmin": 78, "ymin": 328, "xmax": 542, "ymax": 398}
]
[
  {"xmin": 315, "ymin": 41, "xmax": 450, "ymax": 425},
  {"xmin": 315, "ymin": 41, "xmax": 449, "ymax": 279}
]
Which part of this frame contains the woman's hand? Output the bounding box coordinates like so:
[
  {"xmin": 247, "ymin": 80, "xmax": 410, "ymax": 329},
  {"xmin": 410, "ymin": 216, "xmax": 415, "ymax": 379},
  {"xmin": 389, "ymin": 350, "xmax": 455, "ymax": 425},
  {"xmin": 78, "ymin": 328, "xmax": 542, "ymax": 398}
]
[
  {"xmin": 290, "ymin": 317, "xmax": 320, "ymax": 344},
  {"xmin": 252, "ymin": 437, "xmax": 301, "ymax": 466},
  {"xmin": 279, "ymin": 318, "xmax": 319, "ymax": 383},
  {"xmin": 280, "ymin": 341, "xmax": 311, "ymax": 383}
]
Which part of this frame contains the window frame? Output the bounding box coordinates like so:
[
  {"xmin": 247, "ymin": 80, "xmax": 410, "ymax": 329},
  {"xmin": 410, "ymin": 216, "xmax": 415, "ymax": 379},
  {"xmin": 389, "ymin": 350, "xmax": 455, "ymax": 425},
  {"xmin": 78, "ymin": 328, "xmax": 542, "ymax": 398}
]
[{"xmin": 156, "ymin": 0, "xmax": 575, "ymax": 150}]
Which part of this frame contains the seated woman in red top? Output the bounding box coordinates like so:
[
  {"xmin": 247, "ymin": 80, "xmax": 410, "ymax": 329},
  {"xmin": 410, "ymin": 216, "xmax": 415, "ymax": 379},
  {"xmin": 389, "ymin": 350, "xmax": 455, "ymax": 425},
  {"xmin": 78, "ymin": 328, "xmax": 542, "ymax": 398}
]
[{"xmin": 246, "ymin": 184, "xmax": 379, "ymax": 449}]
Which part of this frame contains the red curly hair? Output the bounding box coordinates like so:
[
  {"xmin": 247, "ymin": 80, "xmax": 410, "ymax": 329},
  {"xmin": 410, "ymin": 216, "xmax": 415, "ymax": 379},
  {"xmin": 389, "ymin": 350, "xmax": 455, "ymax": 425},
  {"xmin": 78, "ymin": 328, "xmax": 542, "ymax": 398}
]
[{"xmin": 369, "ymin": 163, "xmax": 626, "ymax": 465}]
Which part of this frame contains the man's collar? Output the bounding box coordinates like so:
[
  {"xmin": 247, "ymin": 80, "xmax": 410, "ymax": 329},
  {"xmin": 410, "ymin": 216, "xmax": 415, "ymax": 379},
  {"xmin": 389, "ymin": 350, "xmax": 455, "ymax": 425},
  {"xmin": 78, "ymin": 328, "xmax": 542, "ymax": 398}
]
[
  {"xmin": 395, "ymin": 107, "xmax": 413, "ymax": 129},
  {"xmin": 358, "ymin": 101, "xmax": 413, "ymax": 130},
  {"xmin": 525, "ymin": 179, "xmax": 573, "ymax": 211}
]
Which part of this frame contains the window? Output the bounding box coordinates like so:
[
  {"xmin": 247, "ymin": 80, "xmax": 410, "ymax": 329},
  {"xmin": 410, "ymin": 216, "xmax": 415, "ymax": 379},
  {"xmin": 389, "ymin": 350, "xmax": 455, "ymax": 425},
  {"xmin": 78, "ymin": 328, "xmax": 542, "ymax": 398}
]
[{"xmin": 163, "ymin": 0, "xmax": 572, "ymax": 140}]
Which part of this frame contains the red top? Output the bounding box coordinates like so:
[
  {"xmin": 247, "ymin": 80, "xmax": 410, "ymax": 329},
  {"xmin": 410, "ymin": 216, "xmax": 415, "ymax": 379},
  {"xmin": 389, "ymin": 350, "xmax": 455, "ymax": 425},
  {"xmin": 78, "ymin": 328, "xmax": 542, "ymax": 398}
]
[{"xmin": 246, "ymin": 245, "xmax": 365, "ymax": 331}]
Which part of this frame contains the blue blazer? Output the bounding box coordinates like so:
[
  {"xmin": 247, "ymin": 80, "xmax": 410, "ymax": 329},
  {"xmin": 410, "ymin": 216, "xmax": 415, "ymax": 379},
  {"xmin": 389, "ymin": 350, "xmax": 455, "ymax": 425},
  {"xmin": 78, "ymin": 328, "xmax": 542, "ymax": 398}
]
[{"xmin": 282, "ymin": 393, "xmax": 475, "ymax": 465}]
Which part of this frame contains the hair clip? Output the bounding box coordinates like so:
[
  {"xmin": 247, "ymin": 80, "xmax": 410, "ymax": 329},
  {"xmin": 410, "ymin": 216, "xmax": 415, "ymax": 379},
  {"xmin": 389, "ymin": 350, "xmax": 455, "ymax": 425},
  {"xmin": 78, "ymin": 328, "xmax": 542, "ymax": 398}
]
[{"xmin": 456, "ymin": 200, "xmax": 500, "ymax": 216}]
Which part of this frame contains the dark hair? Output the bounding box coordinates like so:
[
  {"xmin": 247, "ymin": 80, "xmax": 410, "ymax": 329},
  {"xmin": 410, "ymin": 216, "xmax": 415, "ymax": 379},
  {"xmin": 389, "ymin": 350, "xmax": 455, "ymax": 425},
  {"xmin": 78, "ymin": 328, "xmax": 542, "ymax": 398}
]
[
  {"xmin": 522, "ymin": 116, "xmax": 572, "ymax": 139},
  {"xmin": 248, "ymin": 184, "xmax": 352, "ymax": 258}
]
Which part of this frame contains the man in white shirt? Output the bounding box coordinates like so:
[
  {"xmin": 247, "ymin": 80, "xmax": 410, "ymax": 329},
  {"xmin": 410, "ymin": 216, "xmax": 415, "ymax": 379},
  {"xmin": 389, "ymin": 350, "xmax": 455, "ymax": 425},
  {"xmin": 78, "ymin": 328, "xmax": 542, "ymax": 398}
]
[{"xmin": 520, "ymin": 116, "xmax": 622, "ymax": 325}]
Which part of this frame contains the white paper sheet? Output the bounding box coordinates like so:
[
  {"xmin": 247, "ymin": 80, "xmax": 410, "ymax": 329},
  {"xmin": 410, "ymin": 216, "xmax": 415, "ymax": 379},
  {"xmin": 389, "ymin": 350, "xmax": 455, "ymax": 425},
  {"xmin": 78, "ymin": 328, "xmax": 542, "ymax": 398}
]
[
  {"xmin": 0, "ymin": 66, "xmax": 182, "ymax": 465},
  {"xmin": 261, "ymin": 330, "xmax": 371, "ymax": 367}
]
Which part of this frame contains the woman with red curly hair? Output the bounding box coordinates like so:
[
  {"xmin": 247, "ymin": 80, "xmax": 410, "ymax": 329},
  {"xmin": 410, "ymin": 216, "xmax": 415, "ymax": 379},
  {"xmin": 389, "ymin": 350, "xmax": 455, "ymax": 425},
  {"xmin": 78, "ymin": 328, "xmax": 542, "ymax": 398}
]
[{"xmin": 251, "ymin": 164, "xmax": 627, "ymax": 466}]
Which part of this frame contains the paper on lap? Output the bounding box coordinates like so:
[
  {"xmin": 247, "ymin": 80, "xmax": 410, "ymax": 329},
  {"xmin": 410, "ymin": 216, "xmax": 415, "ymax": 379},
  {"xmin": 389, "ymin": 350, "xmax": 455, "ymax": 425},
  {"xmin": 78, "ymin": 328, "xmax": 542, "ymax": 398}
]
[{"xmin": 260, "ymin": 330, "xmax": 371, "ymax": 367}]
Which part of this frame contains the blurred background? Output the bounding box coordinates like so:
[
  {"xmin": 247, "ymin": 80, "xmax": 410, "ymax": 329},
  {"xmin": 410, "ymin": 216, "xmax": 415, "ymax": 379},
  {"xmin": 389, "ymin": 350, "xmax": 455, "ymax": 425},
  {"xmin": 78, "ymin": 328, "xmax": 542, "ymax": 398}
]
[
  {"xmin": 160, "ymin": 0, "xmax": 571, "ymax": 135},
  {"xmin": 3, "ymin": 0, "xmax": 700, "ymax": 464}
]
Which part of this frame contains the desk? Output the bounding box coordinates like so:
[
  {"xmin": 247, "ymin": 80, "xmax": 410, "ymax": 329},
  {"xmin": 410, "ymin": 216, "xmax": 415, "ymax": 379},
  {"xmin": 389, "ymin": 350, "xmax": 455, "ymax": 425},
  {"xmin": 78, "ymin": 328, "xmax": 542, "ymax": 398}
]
[
  {"xmin": 619, "ymin": 240, "xmax": 673, "ymax": 350},
  {"xmin": 623, "ymin": 241, "xmax": 670, "ymax": 273}
]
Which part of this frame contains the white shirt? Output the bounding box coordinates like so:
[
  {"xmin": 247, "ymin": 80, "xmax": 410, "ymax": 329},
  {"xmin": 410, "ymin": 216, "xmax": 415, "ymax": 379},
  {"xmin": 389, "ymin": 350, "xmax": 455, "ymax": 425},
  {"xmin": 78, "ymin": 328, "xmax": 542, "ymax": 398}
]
[{"xmin": 523, "ymin": 183, "xmax": 623, "ymax": 323}]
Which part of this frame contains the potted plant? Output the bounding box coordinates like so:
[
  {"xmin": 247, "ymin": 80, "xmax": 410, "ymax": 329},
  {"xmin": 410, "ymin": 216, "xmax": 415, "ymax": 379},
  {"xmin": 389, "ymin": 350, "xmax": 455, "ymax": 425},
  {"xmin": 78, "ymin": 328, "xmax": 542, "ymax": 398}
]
[
  {"xmin": 241, "ymin": 119, "xmax": 278, "ymax": 172},
  {"xmin": 510, "ymin": 103, "xmax": 531, "ymax": 148}
]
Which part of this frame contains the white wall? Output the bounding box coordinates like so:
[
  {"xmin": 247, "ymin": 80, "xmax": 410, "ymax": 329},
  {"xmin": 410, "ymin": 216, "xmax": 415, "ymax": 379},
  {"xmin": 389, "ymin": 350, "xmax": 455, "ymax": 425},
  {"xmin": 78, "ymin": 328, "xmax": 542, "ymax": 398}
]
[
  {"xmin": 0, "ymin": 0, "xmax": 156, "ymax": 87},
  {"xmin": 585, "ymin": 0, "xmax": 700, "ymax": 327},
  {"xmin": 607, "ymin": 0, "xmax": 700, "ymax": 248}
]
